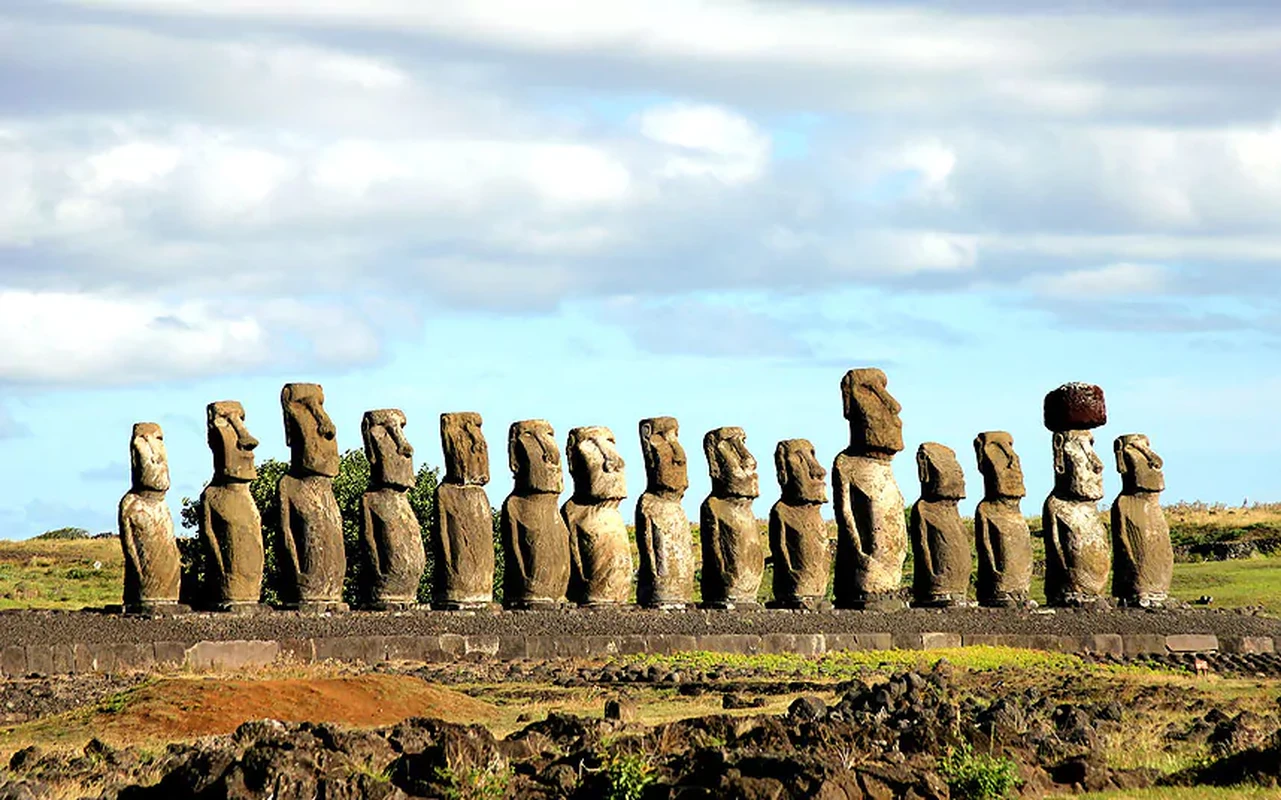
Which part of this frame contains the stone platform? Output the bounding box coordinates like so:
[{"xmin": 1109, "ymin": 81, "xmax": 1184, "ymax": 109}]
[{"xmin": 0, "ymin": 607, "xmax": 1275, "ymax": 677}]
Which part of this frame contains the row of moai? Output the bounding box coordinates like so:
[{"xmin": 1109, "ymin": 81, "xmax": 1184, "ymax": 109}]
[{"xmin": 118, "ymin": 372, "xmax": 1172, "ymax": 614}]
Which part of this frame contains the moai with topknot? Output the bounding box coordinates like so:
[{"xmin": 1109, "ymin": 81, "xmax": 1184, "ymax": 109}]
[
  {"xmin": 910, "ymin": 442, "xmax": 972, "ymax": 607},
  {"xmin": 360, "ymin": 409, "xmax": 425, "ymax": 610},
  {"xmin": 635, "ymin": 417, "xmax": 695, "ymax": 608},
  {"xmin": 973, "ymin": 431, "xmax": 1034, "ymax": 607},
  {"xmin": 119, "ymin": 423, "xmax": 184, "ymax": 614},
  {"xmin": 700, "ymin": 427, "xmax": 763, "ymax": 609},
  {"xmin": 434, "ymin": 412, "xmax": 494, "ymax": 609},
  {"xmin": 563, "ymin": 426, "xmax": 632, "ymax": 606},
  {"xmin": 769, "ymin": 439, "xmax": 830, "ymax": 610},
  {"xmin": 200, "ymin": 401, "xmax": 265, "ymax": 612},
  {"xmin": 1111, "ymin": 434, "xmax": 1173, "ymax": 608},
  {"xmin": 832, "ymin": 368, "xmax": 908, "ymax": 610},
  {"xmin": 500, "ymin": 420, "xmax": 571, "ymax": 608}
]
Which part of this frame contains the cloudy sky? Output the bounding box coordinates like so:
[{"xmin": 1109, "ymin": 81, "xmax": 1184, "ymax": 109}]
[{"xmin": 2, "ymin": 0, "xmax": 1279, "ymax": 538}]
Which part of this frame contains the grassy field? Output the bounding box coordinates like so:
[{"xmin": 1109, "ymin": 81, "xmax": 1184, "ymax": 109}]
[{"xmin": 0, "ymin": 537, "xmax": 122, "ymax": 610}]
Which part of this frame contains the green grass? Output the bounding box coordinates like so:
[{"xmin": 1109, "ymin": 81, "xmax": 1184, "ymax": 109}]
[
  {"xmin": 1170, "ymin": 555, "xmax": 1281, "ymax": 613},
  {"xmin": 0, "ymin": 538, "xmax": 122, "ymax": 610}
]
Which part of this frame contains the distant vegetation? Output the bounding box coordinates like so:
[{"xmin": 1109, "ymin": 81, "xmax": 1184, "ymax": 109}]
[{"xmin": 34, "ymin": 527, "xmax": 91, "ymax": 541}]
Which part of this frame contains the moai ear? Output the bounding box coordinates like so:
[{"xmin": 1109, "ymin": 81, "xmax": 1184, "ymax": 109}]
[
  {"xmin": 973, "ymin": 435, "xmax": 985, "ymax": 466},
  {"xmin": 507, "ymin": 425, "xmax": 521, "ymax": 475},
  {"xmin": 916, "ymin": 447, "xmax": 930, "ymax": 485},
  {"xmin": 774, "ymin": 442, "xmax": 788, "ymax": 488},
  {"xmin": 841, "ymin": 371, "xmax": 855, "ymax": 419},
  {"xmin": 1053, "ymin": 432, "xmax": 1068, "ymax": 475}
]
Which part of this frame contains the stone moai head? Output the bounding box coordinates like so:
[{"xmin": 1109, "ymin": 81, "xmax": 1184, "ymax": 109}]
[
  {"xmin": 639, "ymin": 416, "xmax": 688, "ymax": 495},
  {"xmin": 1115, "ymin": 434, "xmax": 1165, "ymax": 494},
  {"xmin": 705, "ymin": 426, "xmax": 759, "ymax": 499},
  {"xmin": 281, "ymin": 383, "xmax": 339, "ymax": 478},
  {"xmin": 974, "ymin": 431, "xmax": 1025, "ymax": 500},
  {"xmin": 130, "ymin": 422, "xmax": 170, "ymax": 493},
  {"xmin": 362, "ymin": 409, "xmax": 415, "ymax": 491},
  {"xmin": 567, "ymin": 426, "xmax": 627, "ymax": 502},
  {"xmin": 207, "ymin": 401, "xmax": 258, "ymax": 483},
  {"xmin": 841, "ymin": 368, "xmax": 904, "ymax": 457},
  {"xmin": 509, "ymin": 419, "xmax": 563, "ymax": 495},
  {"xmin": 775, "ymin": 439, "xmax": 827, "ymax": 505},
  {"xmin": 1053, "ymin": 430, "xmax": 1105, "ymax": 501},
  {"xmin": 441, "ymin": 412, "xmax": 489, "ymax": 486},
  {"xmin": 917, "ymin": 442, "xmax": 966, "ymax": 501}
]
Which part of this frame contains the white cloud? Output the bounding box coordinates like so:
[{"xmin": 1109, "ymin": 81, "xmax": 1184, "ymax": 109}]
[
  {"xmin": 1028, "ymin": 263, "xmax": 1168, "ymax": 298},
  {"xmin": 638, "ymin": 103, "xmax": 771, "ymax": 184}
]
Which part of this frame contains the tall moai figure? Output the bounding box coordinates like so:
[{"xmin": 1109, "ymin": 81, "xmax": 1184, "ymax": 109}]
[
  {"xmin": 200, "ymin": 401, "xmax": 265, "ymax": 612},
  {"xmin": 563, "ymin": 426, "xmax": 632, "ymax": 606},
  {"xmin": 973, "ymin": 431, "xmax": 1034, "ymax": 607},
  {"xmin": 700, "ymin": 426, "xmax": 763, "ymax": 609},
  {"xmin": 1042, "ymin": 383, "xmax": 1110, "ymax": 607},
  {"xmin": 434, "ymin": 412, "xmax": 494, "ymax": 609},
  {"xmin": 832, "ymin": 368, "xmax": 908, "ymax": 610},
  {"xmin": 119, "ymin": 423, "xmax": 183, "ymax": 614},
  {"xmin": 278, "ymin": 383, "xmax": 347, "ymax": 612},
  {"xmin": 1111, "ymin": 434, "xmax": 1173, "ymax": 608},
  {"xmin": 910, "ymin": 443, "xmax": 972, "ymax": 607},
  {"xmin": 500, "ymin": 420, "xmax": 571, "ymax": 608},
  {"xmin": 769, "ymin": 439, "xmax": 830, "ymax": 610},
  {"xmin": 360, "ymin": 409, "xmax": 425, "ymax": 610},
  {"xmin": 635, "ymin": 417, "xmax": 695, "ymax": 609}
]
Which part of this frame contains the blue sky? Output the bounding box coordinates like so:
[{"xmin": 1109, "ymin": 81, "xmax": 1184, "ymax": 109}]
[{"xmin": 1, "ymin": 0, "xmax": 1280, "ymax": 537}]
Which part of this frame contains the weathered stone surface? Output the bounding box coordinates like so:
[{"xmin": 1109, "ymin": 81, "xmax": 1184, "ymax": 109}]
[
  {"xmin": 279, "ymin": 383, "xmax": 346, "ymax": 611},
  {"xmin": 700, "ymin": 427, "xmax": 763, "ymax": 608},
  {"xmin": 200, "ymin": 401, "xmax": 264, "ymax": 610},
  {"xmin": 562, "ymin": 426, "xmax": 631, "ymax": 606},
  {"xmin": 1165, "ymin": 634, "xmax": 1219, "ymax": 653},
  {"xmin": 973, "ymin": 432, "xmax": 1034, "ymax": 608},
  {"xmin": 769, "ymin": 439, "xmax": 830, "ymax": 609},
  {"xmin": 119, "ymin": 422, "xmax": 182, "ymax": 613},
  {"xmin": 360, "ymin": 409, "xmax": 425, "ymax": 610},
  {"xmin": 833, "ymin": 369, "xmax": 908, "ymax": 610},
  {"xmin": 1111, "ymin": 434, "xmax": 1173, "ymax": 608},
  {"xmin": 433, "ymin": 412, "xmax": 493, "ymax": 609},
  {"xmin": 1043, "ymin": 428, "xmax": 1110, "ymax": 607},
  {"xmin": 635, "ymin": 417, "xmax": 694, "ymax": 608},
  {"xmin": 910, "ymin": 442, "xmax": 971, "ymax": 607},
  {"xmin": 501, "ymin": 420, "xmax": 570, "ymax": 608},
  {"xmin": 1044, "ymin": 382, "xmax": 1108, "ymax": 432}
]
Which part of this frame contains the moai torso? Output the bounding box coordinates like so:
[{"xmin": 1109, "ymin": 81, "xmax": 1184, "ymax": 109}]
[
  {"xmin": 769, "ymin": 439, "xmax": 830, "ymax": 609},
  {"xmin": 200, "ymin": 401, "xmax": 264, "ymax": 609},
  {"xmin": 278, "ymin": 383, "xmax": 347, "ymax": 610},
  {"xmin": 433, "ymin": 412, "xmax": 493, "ymax": 608},
  {"xmin": 909, "ymin": 443, "xmax": 971, "ymax": 607},
  {"xmin": 832, "ymin": 368, "xmax": 908, "ymax": 609},
  {"xmin": 973, "ymin": 432, "xmax": 1033, "ymax": 607},
  {"xmin": 360, "ymin": 409, "xmax": 425, "ymax": 609},
  {"xmin": 700, "ymin": 427, "xmax": 763, "ymax": 608},
  {"xmin": 500, "ymin": 420, "xmax": 570, "ymax": 608},
  {"xmin": 1111, "ymin": 434, "xmax": 1173, "ymax": 607},
  {"xmin": 119, "ymin": 423, "xmax": 181, "ymax": 612},
  {"xmin": 635, "ymin": 417, "xmax": 694, "ymax": 608},
  {"xmin": 563, "ymin": 426, "xmax": 631, "ymax": 606}
]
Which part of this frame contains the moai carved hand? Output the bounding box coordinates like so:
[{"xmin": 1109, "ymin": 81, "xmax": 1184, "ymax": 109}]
[
  {"xmin": 700, "ymin": 426, "xmax": 763, "ymax": 609},
  {"xmin": 119, "ymin": 423, "xmax": 183, "ymax": 614},
  {"xmin": 910, "ymin": 443, "xmax": 972, "ymax": 607},
  {"xmin": 200, "ymin": 401, "xmax": 264, "ymax": 611},
  {"xmin": 769, "ymin": 439, "xmax": 830, "ymax": 609},
  {"xmin": 433, "ymin": 412, "xmax": 494, "ymax": 609},
  {"xmin": 635, "ymin": 417, "xmax": 694, "ymax": 609},
  {"xmin": 563, "ymin": 426, "xmax": 631, "ymax": 606},
  {"xmin": 1111, "ymin": 434, "xmax": 1173, "ymax": 608},
  {"xmin": 973, "ymin": 431, "xmax": 1033, "ymax": 608},
  {"xmin": 500, "ymin": 420, "xmax": 570, "ymax": 608},
  {"xmin": 360, "ymin": 409, "xmax": 425, "ymax": 610}
]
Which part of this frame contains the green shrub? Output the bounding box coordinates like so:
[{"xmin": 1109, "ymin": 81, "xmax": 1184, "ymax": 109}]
[
  {"xmin": 36, "ymin": 527, "xmax": 89, "ymax": 540},
  {"xmin": 601, "ymin": 750, "xmax": 656, "ymax": 800},
  {"xmin": 939, "ymin": 742, "xmax": 1019, "ymax": 800},
  {"xmin": 434, "ymin": 761, "xmax": 511, "ymax": 800}
]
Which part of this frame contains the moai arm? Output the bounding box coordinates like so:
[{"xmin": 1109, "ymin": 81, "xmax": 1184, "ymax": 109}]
[
  {"xmin": 361, "ymin": 495, "xmax": 382, "ymax": 577},
  {"xmin": 975, "ymin": 511, "xmax": 1003, "ymax": 583},
  {"xmin": 700, "ymin": 502, "xmax": 725, "ymax": 582},
  {"xmin": 636, "ymin": 504, "xmax": 660, "ymax": 580},
  {"xmin": 200, "ymin": 492, "xmax": 226, "ymax": 579},
  {"xmin": 1110, "ymin": 501, "xmax": 1137, "ymax": 566},
  {"xmin": 564, "ymin": 508, "xmax": 584, "ymax": 588},
  {"xmin": 910, "ymin": 504, "xmax": 936, "ymax": 578},
  {"xmin": 278, "ymin": 485, "xmax": 302, "ymax": 578},
  {"xmin": 118, "ymin": 499, "xmax": 142, "ymax": 579},
  {"xmin": 832, "ymin": 467, "xmax": 866, "ymax": 562},
  {"xmin": 499, "ymin": 501, "xmax": 527, "ymax": 585},
  {"xmin": 769, "ymin": 506, "xmax": 793, "ymax": 579}
]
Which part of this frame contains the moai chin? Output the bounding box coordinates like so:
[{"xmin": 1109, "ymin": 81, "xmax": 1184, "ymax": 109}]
[
  {"xmin": 1111, "ymin": 434, "xmax": 1173, "ymax": 608},
  {"xmin": 433, "ymin": 412, "xmax": 494, "ymax": 609},
  {"xmin": 1042, "ymin": 383, "xmax": 1110, "ymax": 607},
  {"xmin": 360, "ymin": 409, "xmax": 425, "ymax": 610},
  {"xmin": 910, "ymin": 443, "xmax": 972, "ymax": 608},
  {"xmin": 119, "ymin": 423, "xmax": 183, "ymax": 614},
  {"xmin": 200, "ymin": 401, "xmax": 265, "ymax": 612},
  {"xmin": 700, "ymin": 426, "xmax": 763, "ymax": 609},
  {"xmin": 769, "ymin": 439, "xmax": 830, "ymax": 610},
  {"xmin": 635, "ymin": 417, "xmax": 695, "ymax": 609},
  {"xmin": 500, "ymin": 419, "xmax": 571, "ymax": 608},
  {"xmin": 563, "ymin": 426, "xmax": 632, "ymax": 606},
  {"xmin": 832, "ymin": 368, "xmax": 908, "ymax": 610},
  {"xmin": 278, "ymin": 383, "xmax": 347, "ymax": 612},
  {"xmin": 973, "ymin": 431, "xmax": 1034, "ymax": 608}
]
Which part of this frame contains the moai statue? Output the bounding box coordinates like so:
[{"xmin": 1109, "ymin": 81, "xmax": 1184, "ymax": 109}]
[
  {"xmin": 433, "ymin": 412, "xmax": 494, "ymax": 609},
  {"xmin": 563, "ymin": 426, "xmax": 632, "ymax": 606},
  {"xmin": 500, "ymin": 420, "xmax": 571, "ymax": 608},
  {"xmin": 1111, "ymin": 434, "xmax": 1173, "ymax": 608},
  {"xmin": 1042, "ymin": 383, "xmax": 1110, "ymax": 607},
  {"xmin": 119, "ymin": 423, "xmax": 183, "ymax": 614},
  {"xmin": 769, "ymin": 439, "xmax": 830, "ymax": 610},
  {"xmin": 700, "ymin": 427, "xmax": 763, "ymax": 609},
  {"xmin": 910, "ymin": 443, "xmax": 972, "ymax": 607},
  {"xmin": 832, "ymin": 368, "xmax": 908, "ymax": 610},
  {"xmin": 359, "ymin": 409, "xmax": 425, "ymax": 610},
  {"xmin": 200, "ymin": 401, "xmax": 265, "ymax": 612},
  {"xmin": 973, "ymin": 431, "xmax": 1034, "ymax": 608},
  {"xmin": 278, "ymin": 383, "xmax": 346, "ymax": 612},
  {"xmin": 635, "ymin": 417, "xmax": 695, "ymax": 609}
]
